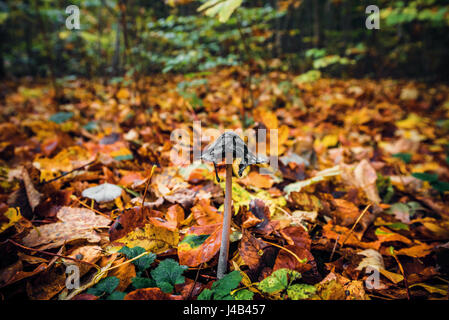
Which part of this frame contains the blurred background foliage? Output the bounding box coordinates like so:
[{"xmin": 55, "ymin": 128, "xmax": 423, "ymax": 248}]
[{"xmin": 0, "ymin": 0, "xmax": 448, "ymax": 81}]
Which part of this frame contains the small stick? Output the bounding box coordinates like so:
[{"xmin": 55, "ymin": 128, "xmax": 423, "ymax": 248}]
[
  {"xmin": 4, "ymin": 239, "xmax": 100, "ymax": 271},
  {"xmin": 140, "ymin": 165, "xmax": 156, "ymax": 212},
  {"xmin": 71, "ymin": 195, "xmax": 112, "ymax": 220},
  {"xmin": 341, "ymin": 204, "xmax": 372, "ymax": 247},
  {"xmin": 39, "ymin": 159, "xmax": 96, "ymax": 186},
  {"xmin": 390, "ymin": 247, "xmax": 411, "ymax": 300},
  {"xmin": 217, "ymin": 164, "xmax": 233, "ymax": 279},
  {"xmin": 329, "ymin": 235, "xmax": 340, "ymax": 262},
  {"xmin": 187, "ymin": 262, "xmax": 204, "ymax": 299}
]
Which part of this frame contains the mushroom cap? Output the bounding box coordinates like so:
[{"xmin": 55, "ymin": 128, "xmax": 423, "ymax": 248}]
[
  {"xmin": 82, "ymin": 183, "xmax": 123, "ymax": 203},
  {"xmin": 201, "ymin": 132, "xmax": 268, "ymax": 176}
]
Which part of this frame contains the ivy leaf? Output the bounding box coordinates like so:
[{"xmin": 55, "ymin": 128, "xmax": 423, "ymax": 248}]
[
  {"xmin": 106, "ymin": 291, "xmax": 126, "ymax": 300},
  {"xmin": 131, "ymin": 276, "xmax": 157, "ymax": 289},
  {"xmin": 150, "ymin": 259, "xmax": 188, "ymax": 293},
  {"xmin": 257, "ymin": 269, "xmax": 301, "ymax": 294},
  {"xmin": 119, "ymin": 246, "xmax": 156, "ymax": 272},
  {"xmin": 287, "ymin": 284, "xmax": 316, "ymax": 300},
  {"xmin": 87, "ymin": 277, "xmax": 120, "ymax": 296}
]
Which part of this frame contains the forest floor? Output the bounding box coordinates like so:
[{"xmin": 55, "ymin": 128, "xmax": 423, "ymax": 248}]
[{"xmin": 1, "ymin": 67, "xmax": 449, "ymax": 300}]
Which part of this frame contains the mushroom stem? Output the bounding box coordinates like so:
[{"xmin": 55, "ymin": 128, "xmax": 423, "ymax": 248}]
[{"xmin": 217, "ymin": 164, "xmax": 233, "ymax": 279}]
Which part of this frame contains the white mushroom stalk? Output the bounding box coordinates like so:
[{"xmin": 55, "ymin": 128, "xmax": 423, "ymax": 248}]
[{"xmin": 201, "ymin": 131, "xmax": 268, "ymax": 279}]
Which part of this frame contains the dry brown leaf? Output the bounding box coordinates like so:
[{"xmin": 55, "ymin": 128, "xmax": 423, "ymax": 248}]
[{"xmin": 22, "ymin": 207, "xmax": 110, "ymax": 249}]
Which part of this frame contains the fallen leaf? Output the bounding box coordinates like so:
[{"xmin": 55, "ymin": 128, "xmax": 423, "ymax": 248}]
[
  {"xmin": 124, "ymin": 287, "xmax": 183, "ymax": 300},
  {"xmin": 22, "ymin": 207, "xmax": 111, "ymax": 249}
]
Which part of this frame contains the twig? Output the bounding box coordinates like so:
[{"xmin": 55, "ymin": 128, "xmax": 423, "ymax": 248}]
[
  {"xmin": 71, "ymin": 195, "xmax": 112, "ymax": 220},
  {"xmin": 4, "ymin": 239, "xmax": 101, "ymax": 271},
  {"xmin": 390, "ymin": 247, "xmax": 411, "ymax": 300},
  {"xmin": 262, "ymin": 239, "xmax": 307, "ymax": 265},
  {"xmin": 39, "ymin": 159, "xmax": 96, "ymax": 186},
  {"xmin": 140, "ymin": 165, "xmax": 157, "ymax": 212},
  {"xmin": 187, "ymin": 262, "xmax": 204, "ymax": 300},
  {"xmin": 341, "ymin": 204, "xmax": 372, "ymax": 247},
  {"xmin": 329, "ymin": 235, "xmax": 340, "ymax": 262},
  {"xmin": 106, "ymin": 250, "xmax": 151, "ymax": 272}
]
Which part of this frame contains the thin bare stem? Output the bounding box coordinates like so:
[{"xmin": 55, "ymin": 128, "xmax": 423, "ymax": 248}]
[
  {"xmin": 217, "ymin": 164, "xmax": 233, "ymax": 279},
  {"xmin": 5, "ymin": 239, "xmax": 101, "ymax": 271}
]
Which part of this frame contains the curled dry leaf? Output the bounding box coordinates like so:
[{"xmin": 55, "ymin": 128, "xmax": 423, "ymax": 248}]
[
  {"xmin": 192, "ymin": 199, "xmax": 222, "ymax": 226},
  {"xmin": 341, "ymin": 159, "xmax": 380, "ymax": 204},
  {"xmin": 279, "ymin": 226, "xmax": 311, "ymax": 250},
  {"xmin": 238, "ymin": 231, "xmax": 268, "ymax": 270}
]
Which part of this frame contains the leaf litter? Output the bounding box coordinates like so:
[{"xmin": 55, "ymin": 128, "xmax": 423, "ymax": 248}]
[{"xmin": 1, "ymin": 70, "xmax": 449, "ymax": 300}]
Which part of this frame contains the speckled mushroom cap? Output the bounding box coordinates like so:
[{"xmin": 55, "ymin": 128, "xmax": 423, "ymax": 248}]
[{"xmin": 201, "ymin": 131, "xmax": 268, "ymax": 176}]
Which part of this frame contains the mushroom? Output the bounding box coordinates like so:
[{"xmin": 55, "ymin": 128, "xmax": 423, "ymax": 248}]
[{"xmin": 201, "ymin": 131, "xmax": 267, "ymax": 278}]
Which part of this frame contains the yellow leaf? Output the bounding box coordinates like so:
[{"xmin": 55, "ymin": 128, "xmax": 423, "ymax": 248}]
[
  {"xmin": 112, "ymin": 223, "xmax": 179, "ymax": 254},
  {"xmin": 410, "ymin": 283, "xmax": 448, "ymax": 296},
  {"xmin": 320, "ymin": 134, "xmax": 339, "ymax": 148},
  {"xmin": 379, "ymin": 268, "xmax": 404, "ymax": 284},
  {"xmin": 395, "ymin": 113, "xmax": 424, "ymax": 129},
  {"xmin": 116, "ymin": 88, "xmax": 130, "ymax": 100},
  {"xmin": 0, "ymin": 207, "xmax": 22, "ymax": 233}
]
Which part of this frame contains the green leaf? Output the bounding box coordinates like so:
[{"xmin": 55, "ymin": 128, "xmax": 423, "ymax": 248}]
[
  {"xmin": 211, "ymin": 271, "xmax": 243, "ymax": 300},
  {"xmin": 179, "ymin": 234, "xmax": 210, "ymax": 248},
  {"xmin": 114, "ymin": 154, "xmax": 134, "ymax": 161},
  {"xmin": 257, "ymin": 269, "xmax": 301, "ymax": 294},
  {"xmin": 392, "ymin": 153, "xmax": 412, "ymax": 164},
  {"xmin": 50, "ymin": 112, "xmax": 73, "ymax": 124},
  {"xmin": 387, "ymin": 222, "xmax": 410, "ymax": 231},
  {"xmin": 150, "ymin": 259, "xmax": 188, "ymax": 293},
  {"xmin": 431, "ymin": 180, "xmax": 449, "ymax": 192},
  {"xmin": 87, "ymin": 277, "xmax": 120, "ymax": 296},
  {"xmin": 197, "ymin": 288, "xmax": 214, "ymax": 300},
  {"xmin": 232, "ymin": 289, "xmax": 254, "ymax": 300},
  {"xmin": 198, "ymin": 0, "xmax": 243, "ymax": 23},
  {"xmin": 287, "ymin": 284, "xmax": 316, "ymax": 300},
  {"xmin": 106, "ymin": 291, "xmax": 126, "ymax": 300},
  {"xmin": 197, "ymin": 271, "xmax": 243, "ymax": 300},
  {"xmin": 412, "ymin": 172, "xmax": 439, "ymax": 182},
  {"xmin": 376, "ymin": 174, "xmax": 394, "ymax": 203},
  {"xmin": 119, "ymin": 246, "xmax": 156, "ymax": 272},
  {"xmin": 131, "ymin": 276, "xmax": 157, "ymax": 289}
]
